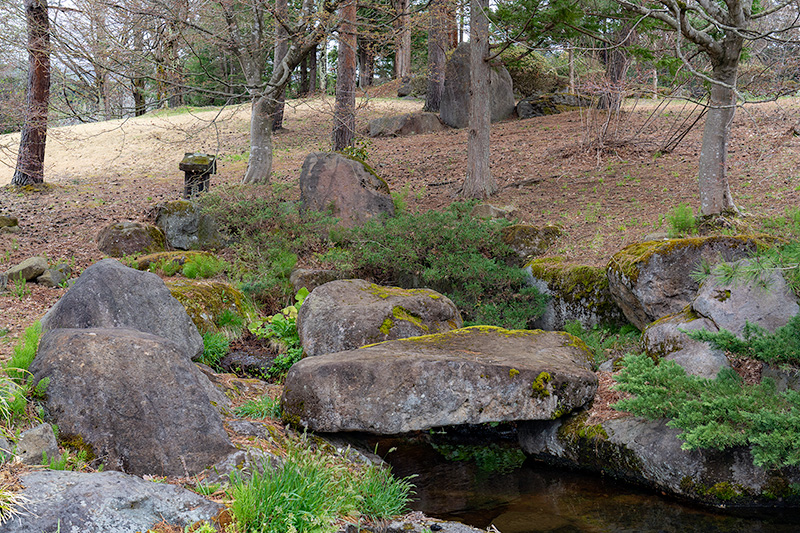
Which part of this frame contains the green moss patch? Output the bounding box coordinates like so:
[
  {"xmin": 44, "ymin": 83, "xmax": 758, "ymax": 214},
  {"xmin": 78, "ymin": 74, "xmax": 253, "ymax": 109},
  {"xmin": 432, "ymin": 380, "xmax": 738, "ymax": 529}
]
[{"xmin": 167, "ymin": 279, "xmax": 257, "ymax": 334}]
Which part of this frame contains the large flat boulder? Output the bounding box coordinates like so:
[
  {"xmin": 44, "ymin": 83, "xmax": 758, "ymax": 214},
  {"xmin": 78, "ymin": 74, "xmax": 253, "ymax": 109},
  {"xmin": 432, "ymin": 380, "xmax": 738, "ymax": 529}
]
[
  {"xmin": 40, "ymin": 258, "xmax": 203, "ymax": 361},
  {"xmin": 282, "ymin": 326, "xmax": 597, "ymax": 434},
  {"xmin": 519, "ymin": 413, "xmax": 800, "ymax": 508},
  {"xmin": 440, "ymin": 43, "xmax": 516, "ymax": 129},
  {"xmin": 297, "ymin": 279, "xmax": 463, "ymax": 357},
  {"xmin": 368, "ymin": 112, "xmax": 448, "ymax": 137},
  {"xmin": 299, "ymin": 152, "xmax": 395, "ymax": 228},
  {"xmin": 5, "ymin": 470, "xmax": 222, "ymax": 533},
  {"xmin": 30, "ymin": 328, "xmax": 235, "ymax": 476},
  {"xmin": 606, "ymin": 236, "xmax": 767, "ymax": 330}
]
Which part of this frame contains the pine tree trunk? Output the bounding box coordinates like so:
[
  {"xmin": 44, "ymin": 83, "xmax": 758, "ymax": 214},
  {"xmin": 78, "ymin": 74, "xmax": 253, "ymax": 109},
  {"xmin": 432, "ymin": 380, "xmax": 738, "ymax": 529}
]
[
  {"xmin": 698, "ymin": 55, "xmax": 740, "ymax": 216},
  {"xmin": 462, "ymin": 0, "xmax": 496, "ymax": 198},
  {"xmin": 332, "ymin": 0, "xmax": 357, "ymax": 151},
  {"xmin": 13, "ymin": 0, "xmax": 50, "ymax": 186},
  {"xmin": 271, "ymin": 0, "xmax": 289, "ymax": 130},
  {"xmin": 423, "ymin": 0, "xmax": 447, "ymax": 112}
]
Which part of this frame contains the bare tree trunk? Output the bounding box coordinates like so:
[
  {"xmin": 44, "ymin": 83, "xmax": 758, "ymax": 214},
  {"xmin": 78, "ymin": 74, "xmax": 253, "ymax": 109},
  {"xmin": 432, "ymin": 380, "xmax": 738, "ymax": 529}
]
[
  {"xmin": 568, "ymin": 43, "xmax": 575, "ymax": 94},
  {"xmin": 300, "ymin": 55, "xmax": 309, "ymax": 96},
  {"xmin": 393, "ymin": 0, "xmax": 410, "ymax": 79},
  {"xmin": 309, "ymin": 45, "xmax": 317, "ymax": 93},
  {"xmin": 271, "ymin": 0, "xmax": 289, "ymax": 130},
  {"xmin": 423, "ymin": 0, "xmax": 447, "ymax": 112},
  {"xmin": 13, "ymin": 0, "xmax": 50, "ymax": 186},
  {"xmin": 332, "ymin": 0, "xmax": 356, "ymax": 150},
  {"xmin": 357, "ymin": 38, "xmax": 374, "ymax": 88},
  {"xmin": 698, "ymin": 57, "xmax": 740, "ymax": 216},
  {"xmin": 244, "ymin": 96, "xmax": 275, "ymax": 184},
  {"xmin": 599, "ymin": 25, "xmax": 635, "ymax": 112},
  {"xmin": 462, "ymin": 0, "xmax": 495, "ymax": 198},
  {"xmin": 132, "ymin": 78, "xmax": 146, "ymax": 116}
]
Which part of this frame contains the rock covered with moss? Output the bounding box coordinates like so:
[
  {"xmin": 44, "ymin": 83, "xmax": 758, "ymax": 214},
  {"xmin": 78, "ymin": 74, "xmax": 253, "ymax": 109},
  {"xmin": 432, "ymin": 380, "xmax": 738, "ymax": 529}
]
[
  {"xmin": 297, "ymin": 279, "xmax": 462, "ymax": 357},
  {"xmin": 502, "ymin": 224, "xmax": 562, "ymax": 264},
  {"xmin": 153, "ymin": 200, "xmax": 223, "ymax": 250},
  {"xmin": 283, "ymin": 326, "xmax": 597, "ymax": 434},
  {"xmin": 167, "ymin": 279, "xmax": 256, "ymax": 336},
  {"xmin": 525, "ymin": 258, "xmax": 626, "ymax": 331},
  {"xmin": 96, "ymin": 221, "xmax": 165, "ymax": 257},
  {"xmin": 606, "ymin": 236, "xmax": 767, "ymax": 330},
  {"xmin": 519, "ymin": 413, "xmax": 800, "ymax": 509}
]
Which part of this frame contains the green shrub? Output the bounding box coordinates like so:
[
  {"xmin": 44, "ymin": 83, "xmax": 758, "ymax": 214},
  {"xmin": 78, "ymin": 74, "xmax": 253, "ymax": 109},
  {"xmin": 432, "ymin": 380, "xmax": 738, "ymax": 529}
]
[
  {"xmin": 563, "ymin": 320, "xmax": 640, "ymax": 367},
  {"xmin": 236, "ymin": 395, "xmax": 282, "ymax": 419},
  {"xmin": 198, "ymin": 332, "xmax": 229, "ymax": 369},
  {"xmin": 198, "ymin": 185, "xmax": 335, "ymax": 308},
  {"xmin": 666, "ymin": 203, "xmax": 696, "ymax": 237},
  {"xmin": 182, "ymin": 254, "xmax": 227, "ymax": 279},
  {"xmin": 149, "ymin": 257, "xmax": 182, "ymax": 277},
  {"xmin": 228, "ymin": 440, "xmax": 413, "ymax": 532},
  {"xmin": 686, "ymin": 313, "xmax": 800, "ymax": 366},
  {"xmin": 326, "ymin": 202, "xmax": 545, "ymax": 328},
  {"xmin": 613, "ymin": 353, "xmax": 800, "ymax": 468}
]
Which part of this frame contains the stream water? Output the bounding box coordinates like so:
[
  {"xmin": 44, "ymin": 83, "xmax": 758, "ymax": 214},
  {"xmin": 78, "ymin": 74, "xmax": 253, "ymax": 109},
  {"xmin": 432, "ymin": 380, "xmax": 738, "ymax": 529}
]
[{"xmin": 367, "ymin": 435, "xmax": 800, "ymax": 533}]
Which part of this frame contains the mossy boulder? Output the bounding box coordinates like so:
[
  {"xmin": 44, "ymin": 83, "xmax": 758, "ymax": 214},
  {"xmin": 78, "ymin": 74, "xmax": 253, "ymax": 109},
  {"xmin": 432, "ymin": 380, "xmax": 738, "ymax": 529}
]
[
  {"xmin": 519, "ymin": 413, "xmax": 800, "ymax": 509},
  {"xmin": 166, "ymin": 279, "xmax": 257, "ymax": 335},
  {"xmin": 154, "ymin": 200, "xmax": 224, "ymax": 250},
  {"xmin": 0, "ymin": 215, "xmax": 18, "ymax": 228},
  {"xmin": 525, "ymin": 257, "xmax": 626, "ymax": 331},
  {"xmin": 135, "ymin": 250, "xmax": 213, "ymax": 272},
  {"xmin": 691, "ymin": 259, "xmax": 799, "ymax": 337},
  {"xmin": 5, "ymin": 256, "xmax": 48, "ymax": 282},
  {"xmin": 96, "ymin": 221, "xmax": 166, "ymax": 258},
  {"xmin": 282, "ymin": 326, "xmax": 597, "ymax": 434},
  {"xmin": 503, "ymin": 225, "xmax": 562, "ymax": 264},
  {"xmin": 606, "ymin": 235, "xmax": 770, "ymax": 330},
  {"xmin": 297, "ymin": 279, "xmax": 462, "ymax": 357}
]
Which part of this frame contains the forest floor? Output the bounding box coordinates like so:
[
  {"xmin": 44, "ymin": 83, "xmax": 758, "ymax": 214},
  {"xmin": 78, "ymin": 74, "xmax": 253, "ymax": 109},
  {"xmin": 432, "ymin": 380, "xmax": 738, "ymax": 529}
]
[{"xmin": 1, "ymin": 91, "xmax": 800, "ymax": 360}]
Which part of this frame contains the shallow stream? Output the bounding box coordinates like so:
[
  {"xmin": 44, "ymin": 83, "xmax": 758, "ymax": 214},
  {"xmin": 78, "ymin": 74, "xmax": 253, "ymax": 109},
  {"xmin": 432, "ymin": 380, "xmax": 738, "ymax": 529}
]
[{"xmin": 367, "ymin": 435, "xmax": 800, "ymax": 533}]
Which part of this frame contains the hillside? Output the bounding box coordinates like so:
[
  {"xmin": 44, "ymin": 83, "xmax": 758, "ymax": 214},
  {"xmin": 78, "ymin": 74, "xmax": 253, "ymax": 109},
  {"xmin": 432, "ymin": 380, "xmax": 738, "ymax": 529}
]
[{"xmin": 1, "ymin": 94, "xmax": 800, "ymax": 357}]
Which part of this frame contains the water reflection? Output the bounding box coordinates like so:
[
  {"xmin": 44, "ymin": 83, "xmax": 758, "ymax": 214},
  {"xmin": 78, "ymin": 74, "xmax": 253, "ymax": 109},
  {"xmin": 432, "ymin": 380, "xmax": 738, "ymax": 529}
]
[{"xmin": 370, "ymin": 437, "xmax": 800, "ymax": 533}]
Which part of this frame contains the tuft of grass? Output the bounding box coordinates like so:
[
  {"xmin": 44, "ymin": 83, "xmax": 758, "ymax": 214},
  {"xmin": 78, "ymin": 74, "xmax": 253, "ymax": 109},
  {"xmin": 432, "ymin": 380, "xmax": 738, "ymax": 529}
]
[
  {"xmin": 10, "ymin": 278, "xmax": 30, "ymax": 300},
  {"xmin": 227, "ymin": 440, "xmax": 413, "ymax": 533},
  {"xmin": 235, "ymin": 395, "xmax": 282, "ymax": 419},
  {"xmin": 0, "ymin": 484, "xmax": 28, "ymax": 525},
  {"xmin": 182, "ymin": 255, "xmax": 228, "ymax": 279},
  {"xmin": 198, "ymin": 332, "xmax": 229, "ymax": 369},
  {"xmin": 7, "ymin": 321, "xmax": 42, "ymax": 384},
  {"xmin": 666, "ymin": 203, "xmax": 696, "ymax": 237}
]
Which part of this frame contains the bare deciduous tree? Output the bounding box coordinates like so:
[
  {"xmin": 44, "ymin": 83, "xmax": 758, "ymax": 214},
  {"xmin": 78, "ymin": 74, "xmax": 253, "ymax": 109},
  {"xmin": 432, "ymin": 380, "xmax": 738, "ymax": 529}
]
[
  {"xmin": 13, "ymin": 0, "xmax": 50, "ymax": 186},
  {"xmin": 617, "ymin": 0, "xmax": 800, "ymax": 215}
]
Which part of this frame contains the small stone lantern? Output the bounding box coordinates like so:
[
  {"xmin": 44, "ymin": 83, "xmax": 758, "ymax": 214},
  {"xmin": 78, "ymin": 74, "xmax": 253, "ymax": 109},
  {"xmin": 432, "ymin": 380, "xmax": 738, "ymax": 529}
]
[{"xmin": 179, "ymin": 153, "xmax": 216, "ymax": 198}]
